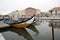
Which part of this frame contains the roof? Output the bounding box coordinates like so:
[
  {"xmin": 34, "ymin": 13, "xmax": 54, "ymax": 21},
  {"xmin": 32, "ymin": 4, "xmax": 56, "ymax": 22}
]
[
  {"xmin": 50, "ymin": 7, "xmax": 60, "ymax": 11},
  {"xmin": 25, "ymin": 7, "xmax": 36, "ymax": 10}
]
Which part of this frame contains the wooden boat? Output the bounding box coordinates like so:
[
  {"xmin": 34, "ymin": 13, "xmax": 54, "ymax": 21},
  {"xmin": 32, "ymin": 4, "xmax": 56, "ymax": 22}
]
[{"xmin": 1, "ymin": 15, "xmax": 35, "ymax": 28}]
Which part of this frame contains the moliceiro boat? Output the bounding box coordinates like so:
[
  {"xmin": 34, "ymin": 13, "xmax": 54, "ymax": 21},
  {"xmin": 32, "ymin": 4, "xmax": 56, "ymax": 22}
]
[{"xmin": 1, "ymin": 15, "xmax": 35, "ymax": 28}]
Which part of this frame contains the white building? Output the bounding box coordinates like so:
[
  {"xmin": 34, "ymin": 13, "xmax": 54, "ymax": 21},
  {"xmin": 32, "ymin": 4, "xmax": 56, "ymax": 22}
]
[
  {"xmin": 8, "ymin": 10, "xmax": 19, "ymax": 21},
  {"xmin": 19, "ymin": 10, "xmax": 26, "ymax": 18},
  {"xmin": 49, "ymin": 7, "xmax": 60, "ymax": 17}
]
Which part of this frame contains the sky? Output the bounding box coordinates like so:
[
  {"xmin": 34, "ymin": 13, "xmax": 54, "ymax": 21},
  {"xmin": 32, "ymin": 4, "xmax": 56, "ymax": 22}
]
[{"xmin": 0, "ymin": 0, "xmax": 60, "ymax": 15}]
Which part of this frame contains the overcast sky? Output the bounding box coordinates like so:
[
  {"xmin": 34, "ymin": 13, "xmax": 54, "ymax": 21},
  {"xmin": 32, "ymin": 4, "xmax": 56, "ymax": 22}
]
[{"xmin": 0, "ymin": 0, "xmax": 60, "ymax": 15}]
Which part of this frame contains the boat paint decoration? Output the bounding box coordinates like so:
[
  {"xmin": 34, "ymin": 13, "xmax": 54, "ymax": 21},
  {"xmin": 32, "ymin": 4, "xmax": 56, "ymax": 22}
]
[
  {"xmin": 11, "ymin": 17, "xmax": 34, "ymax": 28},
  {"xmin": 1, "ymin": 15, "xmax": 35, "ymax": 28}
]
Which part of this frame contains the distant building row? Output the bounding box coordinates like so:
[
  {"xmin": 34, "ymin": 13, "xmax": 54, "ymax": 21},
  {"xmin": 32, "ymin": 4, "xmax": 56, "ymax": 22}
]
[{"xmin": 0, "ymin": 7, "xmax": 60, "ymax": 20}]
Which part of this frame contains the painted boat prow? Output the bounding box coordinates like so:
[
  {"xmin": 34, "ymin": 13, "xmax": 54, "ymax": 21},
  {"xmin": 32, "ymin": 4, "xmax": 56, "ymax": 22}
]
[
  {"xmin": 11, "ymin": 16, "xmax": 34, "ymax": 28},
  {"xmin": 1, "ymin": 15, "xmax": 35, "ymax": 28}
]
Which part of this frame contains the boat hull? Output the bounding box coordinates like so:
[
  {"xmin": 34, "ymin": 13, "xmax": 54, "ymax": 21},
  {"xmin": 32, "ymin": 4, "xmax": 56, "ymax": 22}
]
[
  {"xmin": 1, "ymin": 15, "xmax": 34, "ymax": 28},
  {"xmin": 11, "ymin": 17, "xmax": 34, "ymax": 28},
  {"xmin": 11, "ymin": 24, "xmax": 30, "ymax": 28}
]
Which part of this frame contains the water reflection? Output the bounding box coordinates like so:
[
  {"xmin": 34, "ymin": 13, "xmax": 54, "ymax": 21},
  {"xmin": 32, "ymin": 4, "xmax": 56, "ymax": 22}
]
[
  {"xmin": 0, "ymin": 27, "xmax": 10, "ymax": 32},
  {"xmin": 26, "ymin": 24, "xmax": 39, "ymax": 35},
  {"xmin": 49, "ymin": 20, "xmax": 60, "ymax": 28},
  {"xmin": 10, "ymin": 27, "xmax": 33, "ymax": 40},
  {"xmin": 0, "ymin": 24, "xmax": 39, "ymax": 40}
]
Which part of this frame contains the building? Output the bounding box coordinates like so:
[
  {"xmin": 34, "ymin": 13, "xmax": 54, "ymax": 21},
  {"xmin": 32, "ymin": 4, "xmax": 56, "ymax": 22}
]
[
  {"xmin": 3, "ymin": 15, "xmax": 10, "ymax": 19},
  {"xmin": 40, "ymin": 12, "xmax": 50, "ymax": 17},
  {"xmin": 8, "ymin": 10, "xmax": 19, "ymax": 20},
  {"xmin": 25, "ymin": 7, "xmax": 41, "ymax": 18},
  {"xmin": 19, "ymin": 7, "xmax": 41, "ymax": 18},
  {"xmin": 35, "ymin": 9, "xmax": 41, "ymax": 17},
  {"xmin": 8, "ymin": 7, "xmax": 41, "ymax": 19},
  {"xmin": 0, "ymin": 14, "xmax": 3, "ymax": 20},
  {"xmin": 25, "ymin": 7, "xmax": 37, "ymax": 16},
  {"xmin": 49, "ymin": 7, "xmax": 60, "ymax": 17},
  {"xmin": 19, "ymin": 10, "xmax": 26, "ymax": 18}
]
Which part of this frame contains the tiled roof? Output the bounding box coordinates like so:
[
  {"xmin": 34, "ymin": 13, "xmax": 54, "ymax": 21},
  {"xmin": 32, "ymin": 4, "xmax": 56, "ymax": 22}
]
[{"xmin": 50, "ymin": 7, "xmax": 60, "ymax": 11}]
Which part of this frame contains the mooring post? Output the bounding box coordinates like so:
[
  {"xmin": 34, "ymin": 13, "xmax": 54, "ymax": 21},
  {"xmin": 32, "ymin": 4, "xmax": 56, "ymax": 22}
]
[{"xmin": 51, "ymin": 19, "xmax": 54, "ymax": 40}]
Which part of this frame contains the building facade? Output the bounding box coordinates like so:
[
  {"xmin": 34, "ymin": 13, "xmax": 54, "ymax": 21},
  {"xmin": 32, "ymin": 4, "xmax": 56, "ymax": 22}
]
[
  {"xmin": 40, "ymin": 12, "xmax": 50, "ymax": 17},
  {"xmin": 8, "ymin": 7, "xmax": 41, "ymax": 20},
  {"xmin": 8, "ymin": 10, "xmax": 19, "ymax": 20},
  {"xmin": 49, "ymin": 7, "xmax": 60, "ymax": 17},
  {"xmin": 0, "ymin": 14, "xmax": 3, "ymax": 20},
  {"xmin": 25, "ymin": 7, "xmax": 37, "ymax": 16},
  {"xmin": 19, "ymin": 10, "xmax": 26, "ymax": 18}
]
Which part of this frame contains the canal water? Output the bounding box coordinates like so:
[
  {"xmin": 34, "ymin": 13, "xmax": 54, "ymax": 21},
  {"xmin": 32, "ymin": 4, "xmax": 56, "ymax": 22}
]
[{"xmin": 0, "ymin": 20, "xmax": 60, "ymax": 40}]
